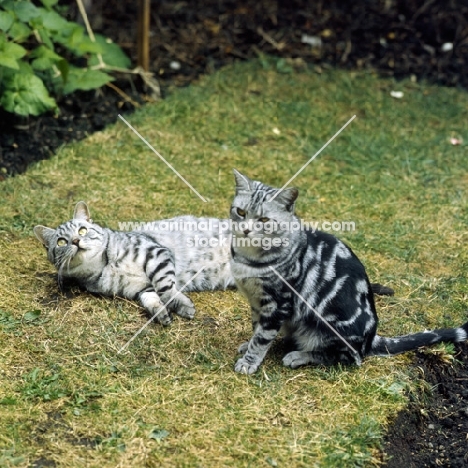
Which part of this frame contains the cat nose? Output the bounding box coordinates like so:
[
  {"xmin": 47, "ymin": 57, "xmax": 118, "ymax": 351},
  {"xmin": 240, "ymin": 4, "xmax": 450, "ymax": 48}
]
[
  {"xmin": 243, "ymin": 229, "xmax": 251, "ymax": 235},
  {"xmin": 72, "ymin": 238, "xmax": 80, "ymax": 246}
]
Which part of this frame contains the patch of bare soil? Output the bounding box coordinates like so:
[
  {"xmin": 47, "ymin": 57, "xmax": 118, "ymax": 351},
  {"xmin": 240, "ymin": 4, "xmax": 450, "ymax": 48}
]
[{"xmin": 383, "ymin": 343, "xmax": 468, "ymax": 467}]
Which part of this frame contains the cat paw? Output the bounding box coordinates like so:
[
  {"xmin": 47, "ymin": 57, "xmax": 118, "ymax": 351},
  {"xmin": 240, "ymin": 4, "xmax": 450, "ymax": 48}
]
[
  {"xmin": 237, "ymin": 342, "xmax": 249, "ymax": 354},
  {"xmin": 282, "ymin": 351, "xmax": 313, "ymax": 369},
  {"xmin": 154, "ymin": 307, "xmax": 172, "ymax": 326},
  {"xmin": 173, "ymin": 295, "xmax": 196, "ymax": 320},
  {"xmin": 234, "ymin": 357, "xmax": 260, "ymax": 374},
  {"xmin": 175, "ymin": 303, "xmax": 196, "ymax": 320}
]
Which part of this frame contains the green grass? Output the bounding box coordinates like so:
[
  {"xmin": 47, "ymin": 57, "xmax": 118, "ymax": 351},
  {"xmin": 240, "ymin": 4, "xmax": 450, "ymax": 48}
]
[{"xmin": 0, "ymin": 58, "xmax": 467, "ymax": 467}]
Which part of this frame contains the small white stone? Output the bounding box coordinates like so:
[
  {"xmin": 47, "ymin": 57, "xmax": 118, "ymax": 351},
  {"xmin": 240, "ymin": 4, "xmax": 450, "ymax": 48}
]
[
  {"xmin": 441, "ymin": 43, "xmax": 453, "ymax": 52},
  {"xmin": 301, "ymin": 34, "xmax": 322, "ymax": 47},
  {"xmin": 169, "ymin": 60, "xmax": 181, "ymax": 70},
  {"xmin": 390, "ymin": 91, "xmax": 404, "ymax": 99}
]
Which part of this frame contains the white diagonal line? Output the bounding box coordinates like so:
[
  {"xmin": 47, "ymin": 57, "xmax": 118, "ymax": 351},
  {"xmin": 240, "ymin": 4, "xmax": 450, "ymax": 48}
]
[
  {"xmin": 118, "ymin": 114, "xmax": 208, "ymax": 203},
  {"xmin": 117, "ymin": 266, "xmax": 206, "ymax": 354},
  {"xmin": 269, "ymin": 115, "xmax": 356, "ymax": 202},
  {"xmin": 268, "ymin": 265, "xmax": 362, "ymax": 365}
]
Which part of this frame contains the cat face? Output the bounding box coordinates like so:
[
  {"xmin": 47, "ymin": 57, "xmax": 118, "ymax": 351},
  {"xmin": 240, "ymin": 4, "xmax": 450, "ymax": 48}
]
[
  {"xmin": 34, "ymin": 202, "xmax": 105, "ymax": 275},
  {"xmin": 230, "ymin": 170, "xmax": 299, "ymax": 251}
]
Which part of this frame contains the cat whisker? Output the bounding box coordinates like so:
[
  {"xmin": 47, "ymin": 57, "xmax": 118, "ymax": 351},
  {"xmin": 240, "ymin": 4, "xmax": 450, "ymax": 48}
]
[{"xmin": 55, "ymin": 249, "xmax": 75, "ymax": 291}]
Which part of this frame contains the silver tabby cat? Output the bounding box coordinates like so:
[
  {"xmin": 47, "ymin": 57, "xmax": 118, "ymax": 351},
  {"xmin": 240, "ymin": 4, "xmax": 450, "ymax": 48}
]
[
  {"xmin": 230, "ymin": 170, "xmax": 468, "ymax": 374},
  {"xmin": 34, "ymin": 202, "xmax": 233, "ymax": 325},
  {"xmin": 35, "ymin": 202, "xmax": 393, "ymax": 330}
]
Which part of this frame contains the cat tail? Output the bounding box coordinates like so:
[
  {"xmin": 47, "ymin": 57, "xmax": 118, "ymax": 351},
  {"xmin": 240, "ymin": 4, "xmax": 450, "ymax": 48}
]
[
  {"xmin": 370, "ymin": 283, "xmax": 394, "ymax": 296},
  {"xmin": 369, "ymin": 321, "xmax": 468, "ymax": 356}
]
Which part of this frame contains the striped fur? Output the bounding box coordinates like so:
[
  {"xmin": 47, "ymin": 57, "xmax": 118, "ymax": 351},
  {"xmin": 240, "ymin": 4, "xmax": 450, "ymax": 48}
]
[
  {"xmin": 34, "ymin": 202, "xmax": 232, "ymax": 325},
  {"xmin": 230, "ymin": 170, "xmax": 468, "ymax": 374},
  {"xmin": 34, "ymin": 202, "xmax": 396, "ymax": 329}
]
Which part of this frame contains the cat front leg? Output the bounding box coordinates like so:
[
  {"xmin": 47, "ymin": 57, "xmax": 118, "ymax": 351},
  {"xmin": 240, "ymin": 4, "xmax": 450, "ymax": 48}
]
[
  {"xmin": 235, "ymin": 307, "xmax": 285, "ymax": 374},
  {"xmin": 154, "ymin": 274, "xmax": 195, "ymax": 320},
  {"xmin": 238, "ymin": 307, "xmax": 260, "ymax": 355},
  {"xmin": 235, "ymin": 324, "xmax": 281, "ymax": 374},
  {"xmin": 138, "ymin": 289, "xmax": 172, "ymax": 326},
  {"xmin": 146, "ymin": 249, "xmax": 196, "ymax": 320}
]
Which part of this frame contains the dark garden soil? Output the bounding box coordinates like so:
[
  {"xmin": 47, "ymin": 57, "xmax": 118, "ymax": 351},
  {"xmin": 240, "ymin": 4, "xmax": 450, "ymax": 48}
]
[
  {"xmin": 383, "ymin": 343, "xmax": 468, "ymax": 467},
  {"xmin": 1, "ymin": 1, "xmax": 467, "ymax": 465}
]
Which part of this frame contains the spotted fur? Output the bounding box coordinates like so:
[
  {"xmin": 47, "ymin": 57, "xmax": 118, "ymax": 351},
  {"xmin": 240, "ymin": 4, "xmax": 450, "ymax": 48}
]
[{"xmin": 230, "ymin": 170, "xmax": 468, "ymax": 374}]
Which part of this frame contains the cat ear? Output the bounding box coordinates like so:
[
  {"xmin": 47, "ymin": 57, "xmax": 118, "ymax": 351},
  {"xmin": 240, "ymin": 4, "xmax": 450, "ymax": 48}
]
[
  {"xmin": 74, "ymin": 201, "xmax": 91, "ymax": 222},
  {"xmin": 274, "ymin": 187, "xmax": 299, "ymax": 211},
  {"xmin": 34, "ymin": 225, "xmax": 55, "ymax": 248},
  {"xmin": 233, "ymin": 169, "xmax": 251, "ymax": 193}
]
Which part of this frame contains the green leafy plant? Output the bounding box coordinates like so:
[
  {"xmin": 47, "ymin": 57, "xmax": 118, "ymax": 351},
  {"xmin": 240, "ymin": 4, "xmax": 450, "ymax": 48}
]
[
  {"xmin": 0, "ymin": 0, "xmax": 131, "ymax": 116},
  {"xmin": 20, "ymin": 367, "xmax": 70, "ymax": 401}
]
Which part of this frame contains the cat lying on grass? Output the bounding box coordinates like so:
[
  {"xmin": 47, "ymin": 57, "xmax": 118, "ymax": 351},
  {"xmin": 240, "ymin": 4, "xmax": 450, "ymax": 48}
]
[
  {"xmin": 229, "ymin": 170, "xmax": 468, "ymax": 374},
  {"xmin": 34, "ymin": 201, "xmax": 233, "ymax": 325}
]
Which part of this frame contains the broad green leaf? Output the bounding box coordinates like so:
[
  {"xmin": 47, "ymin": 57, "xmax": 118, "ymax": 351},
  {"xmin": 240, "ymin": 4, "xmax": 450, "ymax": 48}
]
[
  {"xmin": 31, "ymin": 56, "xmax": 52, "ymax": 71},
  {"xmin": 88, "ymin": 34, "xmax": 131, "ymax": 69},
  {"xmin": 0, "ymin": 55, "xmax": 18, "ymax": 69},
  {"xmin": 28, "ymin": 13, "xmax": 44, "ymax": 30},
  {"xmin": 3, "ymin": 41, "xmax": 26, "ymax": 59},
  {"xmin": 0, "ymin": 10, "xmax": 14, "ymax": 32},
  {"xmin": 0, "ymin": 0, "xmax": 16, "ymax": 10},
  {"xmin": 23, "ymin": 310, "xmax": 41, "ymax": 322},
  {"xmin": 40, "ymin": 0, "xmax": 58, "ymax": 9},
  {"xmin": 38, "ymin": 27, "xmax": 54, "ymax": 50},
  {"xmin": 29, "ymin": 44, "xmax": 61, "ymax": 61},
  {"xmin": 40, "ymin": 9, "xmax": 69, "ymax": 31},
  {"xmin": 8, "ymin": 20, "xmax": 30, "ymax": 41},
  {"xmin": 63, "ymin": 67, "xmax": 113, "ymax": 94},
  {"xmin": 55, "ymin": 58, "xmax": 69, "ymax": 82},
  {"xmin": 14, "ymin": 1, "xmax": 40, "ymax": 22},
  {"xmin": 0, "ymin": 72, "xmax": 57, "ymax": 116},
  {"xmin": 68, "ymin": 25, "xmax": 86, "ymax": 49},
  {"xmin": 71, "ymin": 33, "xmax": 105, "ymax": 55},
  {"xmin": 148, "ymin": 428, "xmax": 169, "ymax": 441},
  {"xmin": 17, "ymin": 59, "xmax": 33, "ymax": 74},
  {"xmin": 51, "ymin": 22, "xmax": 86, "ymax": 53}
]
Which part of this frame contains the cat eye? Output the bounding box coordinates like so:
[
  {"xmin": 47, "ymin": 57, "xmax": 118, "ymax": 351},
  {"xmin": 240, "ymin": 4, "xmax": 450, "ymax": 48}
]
[
  {"xmin": 259, "ymin": 217, "xmax": 270, "ymax": 223},
  {"xmin": 236, "ymin": 208, "xmax": 246, "ymax": 217},
  {"xmin": 78, "ymin": 227, "xmax": 88, "ymax": 236},
  {"xmin": 57, "ymin": 238, "xmax": 67, "ymax": 247}
]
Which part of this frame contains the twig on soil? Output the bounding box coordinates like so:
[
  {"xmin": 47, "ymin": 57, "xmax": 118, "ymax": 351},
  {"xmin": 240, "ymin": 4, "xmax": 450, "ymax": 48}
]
[
  {"xmin": 257, "ymin": 26, "xmax": 285, "ymax": 51},
  {"xmin": 106, "ymin": 82, "xmax": 141, "ymax": 108},
  {"xmin": 76, "ymin": 0, "xmax": 160, "ymax": 100}
]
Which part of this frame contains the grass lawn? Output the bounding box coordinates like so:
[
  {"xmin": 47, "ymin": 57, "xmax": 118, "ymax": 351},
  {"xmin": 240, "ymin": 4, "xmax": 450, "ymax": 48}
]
[{"xmin": 0, "ymin": 59, "xmax": 467, "ymax": 467}]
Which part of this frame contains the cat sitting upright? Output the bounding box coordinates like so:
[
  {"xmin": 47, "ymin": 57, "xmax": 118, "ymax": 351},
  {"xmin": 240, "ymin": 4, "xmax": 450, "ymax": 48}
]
[
  {"xmin": 229, "ymin": 170, "xmax": 468, "ymax": 374},
  {"xmin": 34, "ymin": 201, "xmax": 233, "ymax": 325}
]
